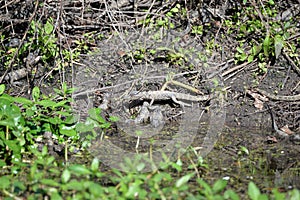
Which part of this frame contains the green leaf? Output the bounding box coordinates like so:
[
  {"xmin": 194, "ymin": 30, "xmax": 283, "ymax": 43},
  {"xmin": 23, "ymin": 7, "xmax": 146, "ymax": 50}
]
[
  {"xmin": 212, "ymin": 179, "xmax": 227, "ymax": 193},
  {"xmin": 263, "ymin": 35, "xmax": 271, "ymax": 57},
  {"xmin": 197, "ymin": 179, "xmax": 212, "ymax": 196},
  {"xmin": 109, "ymin": 116, "xmax": 119, "ymax": 122},
  {"xmin": 62, "ymin": 82, "xmax": 67, "ymax": 94},
  {"xmin": 13, "ymin": 181, "xmax": 26, "ymax": 192},
  {"xmin": 236, "ymin": 47, "xmax": 244, "ymax": 54},
  {"xmin": 62, "ymin": 169, "xmax": 71, "ymax": 183},
  {"xmin": 248, "ymin": 182, "xmax": 261, "ymax": 200},
  {"xmin": 69, "ymin": 165, "xmax": 91, "ymax": 175},
  {"xmin": 224, "ymin": 189, "xmax": 240, "ymax": 200},
  {"xmin": 88, "ymin": 182, "xmax": 103, "ymax": 196},
  {"xmin": 240, "ymin": 53, "xmax": 247, "ymax": 61},
  {"xmin": 40, "ymin": 178, "xmax": 60, "ymax": 187},
  {"xmin": 62, "ymin": 180, "xmax": 84, "ymax": 191},
  {"xmin": 170, "ymin": 7, "xmax": 179, "ymax": 13},
  {"xmin": 272, "ymin": 189, "xmax": 285, "ymax": 200},
  {"xmin": 136, "ymin": 162, "xmax": 145, "ymax": 171},
  {"xmin": 14, "ymin": 97, "xmax": 33, "ymax": 105},
  {"xmin": 157, "ymin": 20, "xmax": 165, "ymax": 26},
  {"xmin": 289, "ymin": 189, "xmax": 300, "ymax": 200},
  {"xmin": 60, "ymin": 125, "xmax": 76, "ymax": 136},
  {"xmin": 0, "ymin": 84, "xmax": 5, "ymax": 95},
  {"xmin": 251, "ymin": 45, "xmax": 262, "ymax": 56},
  {"xmin": 32, "ymin": 86, "xmax": 40, "ymax": 101},
  {"xmin": 49, "ymin": 192, "xmax": 62, "ymax": 200},
  {"xmin": 0, "ymin": 176, "xmax": 10, "ymax": 189},
  {"xmin": 53, "ymin": 100, "xmax": 70, "ymax": 108},
  {"xmin": 0, "ymin": 159, "xmax": 6, "ymax": 167},
  {"xmin": 91, "ymin": 158, "xmax": 99, "ymax": 172},
  {"xmin": 240, "ymin": 146, "xmax": 249, "ymax": 155},
  {"xmin": 45, "ymin": 19, "xmax": 54, "ymax": 34},
  {"xmin": 248, "ymin": 55, "xmax": 254, "ymax": 63},
  {"xmin": 176, "ymin": 173, "xmax": 194, "ymax": 188},
  {"xmin": 48, "ymin": 116, "xmax": 61, "ymax": 125},
  {"xmin": 38, "ymin": 99, "xmax": 57, "ymax": 107},
  {"xmin": 5, "ymin": 140, "xmax": 21, "ymax": 154}
]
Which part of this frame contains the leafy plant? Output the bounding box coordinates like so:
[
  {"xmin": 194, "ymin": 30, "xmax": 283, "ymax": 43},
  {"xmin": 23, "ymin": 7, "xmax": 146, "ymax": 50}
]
[
  {"xmin": 21, "ymin": 17, "xmax": 59, "ymax": 65},
  {"xmin": 230, "ymin": 1, "xmax": 296, "ymax": 71},
  {"xmin": 0, "ymin": 83, "xmax": 81, "ymax": 164}
]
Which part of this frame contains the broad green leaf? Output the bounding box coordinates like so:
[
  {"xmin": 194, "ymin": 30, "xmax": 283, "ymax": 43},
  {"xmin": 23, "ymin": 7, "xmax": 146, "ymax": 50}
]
[
  {"xmin": 248, "ymin": 182, "xmax": 261, "ymax": 200},
  {"xmin": 289, "ymin": 189, "xmax": 300, "ymax": 200},
  {"xmin": 60, "ymin": 126, "xmax": 76, "ymax": 136},
  {"xmin": 53, "ymin": 100, "xmax": 70, "ymax": 108},
  {"xmin": 49, "ymin": 192, "xmax": 62, "ymax": 200},
  {"xmin": 0, "ymin": 84, "xmax": 5, "ymax": 95},
  {"xmin": 271, "ymin": 188, "xmax": 285, "ymax": 200},
  {"xmin": 14, "ymin": 97, "xmax": 33, "ymax": 105},
  {"xmin": 48, "ymin": 116, "xmax": 61, "ymax": 125},
  {"xmin": 38, "ymin": 99, "xmax": 57, "ymax": 107},
  {"xmin": 136, "ymin": 162, "xmax": 145, "ymax": 171},
  {"xmin": 170, "ymin": 7, "xmax": 179, "ymax": 13},
  {"xmin": 62, "ymin": 180, "xmax": 84, "ymax": 191},
  {"xmin": 0, "ymin": 120, "xmax": 15, "ymax": 127},
  {"xmin": 125, "ymin": 181, "xmax": 144, "ymax": 198},
  {"xmin": 45, "ymin": 20, "xmax": 54, "ymax": 34},
  {"xmin": 224, "ymin": 189, "xmax": 240, "ymax": 200},
  {"xmin": 32, "ymin": 86, "xmax": 40, "ymax": 101},
  {"xmin": 76, "ymin": 122, "xmax": 94, "ymax": 132},
  {"xmin": 157, "ymin": 20, "xmax": 165, "ymax": 26},
  {"xmin": 0, "ymin": 94, "xmax": 13, "ymax": 106},
  {"xmin": 5, "ymin": 140, "xmax": 21, "ymax": 155},
  {"xmin": 0, "ymin": 176, "xmax": 10, "ymax": 189},
  {"xmin": 13, "ymin": 181, "xmax": 26, "ymax": 192},
  {"xmin": 212, "ymin": 179, "xmax": 227, "ymax": 193},
  {"xmin": 241, "ymin": 53, "xmax": 247, "ymax": 61},
  {"xmin": 69, "ymin": 165, "xmax": 91, "ymax": 175},
  {"xmin": 176, "ymin": 173, "xmax": 194, "ymax": 188},
  {"xmin": 40, "ymin": 178, "xmax": 60, "ymax": 187},
  {"xmin": 88, "ymin": 182, "xmax": 103, "ymax": 196},
  {"xmin": 62, "ymin": 169, "xmax": 71, "ymax": 183},
  {"xmin": 46, "ymin": 156, "xmax": 56, "ymax": 165},
  {"xmin": 91, "ymin": 158, "xmax": 99, "ymax": 172},
  {"xmin": 248, "ymin": 55, "xmax": 254, "ymax": 63},
  {"xmin": 0, "ymin": 159, "xmax": 6, "ymax": 167},
  {"xmin": 197, "ymin": 179, "xmax": 212, "ymax": 195}
]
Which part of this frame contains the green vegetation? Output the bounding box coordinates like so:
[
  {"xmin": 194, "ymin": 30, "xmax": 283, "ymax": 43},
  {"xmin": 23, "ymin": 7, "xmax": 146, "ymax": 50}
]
[
  {"xmin": 227, "ymin": 0, "xmax": 298, "ymax": 72},
  {"xmin": 0, "ymin": 84, "xmax": 299, "ymax": 199}
]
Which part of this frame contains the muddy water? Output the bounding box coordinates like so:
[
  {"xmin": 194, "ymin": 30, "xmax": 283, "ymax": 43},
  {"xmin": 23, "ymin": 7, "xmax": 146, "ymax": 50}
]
[
  {"xmin": 197, "ymin": 128, "xmax": 300, "ymax": 194},
  {"xmin": 89, "ymin": 119, "xmax": 300, "ymax": 195}
]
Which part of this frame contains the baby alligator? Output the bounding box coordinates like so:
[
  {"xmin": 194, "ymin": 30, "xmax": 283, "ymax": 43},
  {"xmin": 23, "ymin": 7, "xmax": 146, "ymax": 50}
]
[{"xmin": 129, "ymin": 90, "xmax": 210, "ymax": 107}]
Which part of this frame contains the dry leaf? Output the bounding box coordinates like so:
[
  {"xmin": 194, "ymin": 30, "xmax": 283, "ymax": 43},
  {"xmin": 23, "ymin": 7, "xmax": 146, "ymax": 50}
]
[
  {"xmin": 247, "ymin": 89, "xmax": 269, "ymax": 101},
  {"xmin": 246, "ymin": 90, "xmax": 267, "ymax": 110}
]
